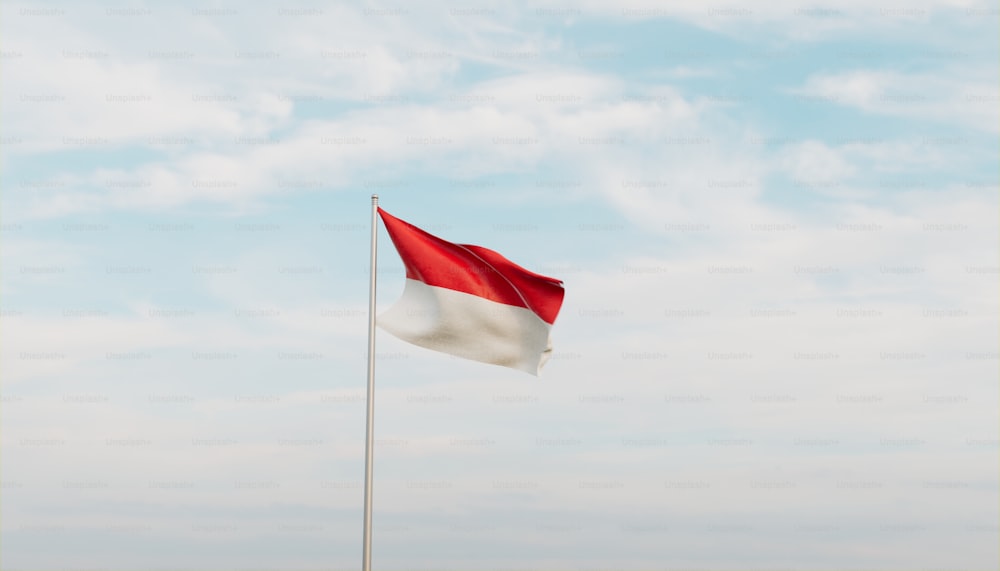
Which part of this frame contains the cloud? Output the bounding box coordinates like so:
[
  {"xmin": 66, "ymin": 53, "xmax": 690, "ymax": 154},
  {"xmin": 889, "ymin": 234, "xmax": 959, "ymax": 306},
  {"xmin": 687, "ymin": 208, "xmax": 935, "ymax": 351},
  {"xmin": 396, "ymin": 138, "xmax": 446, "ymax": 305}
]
[
  {"xmin": 12, "ymin": 71, "xmax": 707, "ymax": 217},
  {"xmin": 577, "ymin": 0, "xmax": 996, "ymax": 40},
  {"xmin": 779, "ymin": 140, "xmax": 857, "ymax": 184},
  {"xmin": 793, "ymin": 69, "xmax": 999, "ymax": 132}
]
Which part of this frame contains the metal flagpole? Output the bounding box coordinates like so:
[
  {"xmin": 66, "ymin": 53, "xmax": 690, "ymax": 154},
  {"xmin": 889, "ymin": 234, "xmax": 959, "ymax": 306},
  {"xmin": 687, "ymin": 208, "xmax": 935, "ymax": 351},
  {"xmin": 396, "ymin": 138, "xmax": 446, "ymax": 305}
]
[{"xmin": 362, "ymin": 194, "xmax": 379, "ymax": 571}]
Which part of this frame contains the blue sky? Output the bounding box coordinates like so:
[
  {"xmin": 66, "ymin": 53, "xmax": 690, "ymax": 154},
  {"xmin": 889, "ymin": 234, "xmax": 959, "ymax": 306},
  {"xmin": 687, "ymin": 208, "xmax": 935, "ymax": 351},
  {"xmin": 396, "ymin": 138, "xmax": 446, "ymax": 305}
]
[{"xmin": 1, "ymin": 1, "xmax": 998, "ymax": 569}]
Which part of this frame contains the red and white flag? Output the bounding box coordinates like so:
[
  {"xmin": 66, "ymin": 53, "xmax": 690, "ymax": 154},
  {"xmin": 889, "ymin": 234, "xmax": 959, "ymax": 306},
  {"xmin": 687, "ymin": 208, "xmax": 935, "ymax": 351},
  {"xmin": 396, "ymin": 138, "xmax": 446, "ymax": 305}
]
[{"xmin": 377, "ymin": 208, "xmax": 565, "ymax": 375}]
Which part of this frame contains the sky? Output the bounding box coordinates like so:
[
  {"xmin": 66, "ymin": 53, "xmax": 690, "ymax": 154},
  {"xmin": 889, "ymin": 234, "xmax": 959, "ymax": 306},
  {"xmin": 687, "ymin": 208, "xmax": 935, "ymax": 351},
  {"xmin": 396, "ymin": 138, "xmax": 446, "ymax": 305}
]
[{"xmin": 1, "ymin": 1, "xmax": 998, "ymax": 570}]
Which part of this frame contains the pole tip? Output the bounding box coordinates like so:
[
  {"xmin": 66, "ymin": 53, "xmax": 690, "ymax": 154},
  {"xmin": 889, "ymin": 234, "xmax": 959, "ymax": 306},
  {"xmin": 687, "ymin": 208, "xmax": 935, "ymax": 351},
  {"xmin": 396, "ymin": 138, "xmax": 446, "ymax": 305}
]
[{"xmin": 371, "ymin": 194, "xmax": 379, "ymax": 202}]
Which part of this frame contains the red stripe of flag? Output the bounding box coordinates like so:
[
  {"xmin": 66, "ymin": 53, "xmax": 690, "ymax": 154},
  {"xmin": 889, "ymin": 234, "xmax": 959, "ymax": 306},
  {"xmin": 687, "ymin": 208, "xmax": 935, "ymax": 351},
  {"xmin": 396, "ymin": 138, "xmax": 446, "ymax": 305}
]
[{"xmin": 377, "ymin": 208, "xmax": 565, "ymax": 325}]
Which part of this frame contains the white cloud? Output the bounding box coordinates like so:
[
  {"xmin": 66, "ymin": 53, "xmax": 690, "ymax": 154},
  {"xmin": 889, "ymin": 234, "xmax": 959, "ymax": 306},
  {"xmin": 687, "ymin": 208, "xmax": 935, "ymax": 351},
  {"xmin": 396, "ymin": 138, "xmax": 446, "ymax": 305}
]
[
  {"xmin": 780, "ymin": 140, "xmax": 857, "ymax": 184},
  {"xmin": 580, "ymin": 0, "xmax": 995, "ymax": 40},
  {"xmin": 11, "ymin": 71, "xmax": 709, "ymax": 217},
  {"xmin": 794, "ymin": 69, "xmax": 999, "ymax": 132}
]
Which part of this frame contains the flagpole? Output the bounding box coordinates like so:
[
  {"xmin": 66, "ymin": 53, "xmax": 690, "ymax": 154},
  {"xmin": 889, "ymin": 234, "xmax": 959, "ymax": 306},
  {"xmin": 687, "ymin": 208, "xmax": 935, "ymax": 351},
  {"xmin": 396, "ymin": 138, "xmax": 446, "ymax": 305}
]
[{"xmin": 362, "ymin": 194, "xmax": 379, "ymax": 571}]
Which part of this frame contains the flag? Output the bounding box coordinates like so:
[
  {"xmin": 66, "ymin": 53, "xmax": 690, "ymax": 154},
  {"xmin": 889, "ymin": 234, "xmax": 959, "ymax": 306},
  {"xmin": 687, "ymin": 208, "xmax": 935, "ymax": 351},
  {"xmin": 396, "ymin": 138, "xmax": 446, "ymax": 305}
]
[{"xmin": 376, "ymin": 208, "xmax": 565, "ymax": 375}]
